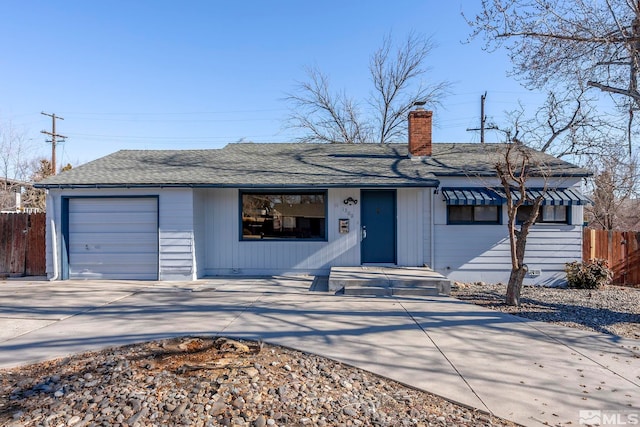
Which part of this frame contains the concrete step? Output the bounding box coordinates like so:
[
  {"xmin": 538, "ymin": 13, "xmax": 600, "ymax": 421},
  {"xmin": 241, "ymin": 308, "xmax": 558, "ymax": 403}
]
[
  {"xmin": 341, "ymin": 285, "xmax": 441, "ymax": 297},
  {"xmin": 393, "ymin": 280, "xmax": 452, "ymax": 295},
  {"xmin": 342, "ymin": 286, "xmax": 392, "ymax": 297},
  {"xmin": 328, "ymin": 266, "xmax": 452, "ymax": 296},
  {"xmin": 391, "ymin": 286, "xmax": 440, "ymax": 297}
]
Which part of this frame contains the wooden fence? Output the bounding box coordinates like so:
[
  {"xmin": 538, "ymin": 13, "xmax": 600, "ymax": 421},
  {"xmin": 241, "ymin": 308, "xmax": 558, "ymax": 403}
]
[
  {"xmin": 0, "ymin": 212, "xmax": 46, "ymax": 277},
  {"xmin": 583, "ymin": 229, "xmax": 640, "ymax": 286}
]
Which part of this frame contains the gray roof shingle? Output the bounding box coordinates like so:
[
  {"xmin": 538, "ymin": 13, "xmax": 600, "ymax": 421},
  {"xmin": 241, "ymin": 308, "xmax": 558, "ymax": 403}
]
[{"xmin": 36, "ymin": 143, "xmax": 590, "ymax": 188}]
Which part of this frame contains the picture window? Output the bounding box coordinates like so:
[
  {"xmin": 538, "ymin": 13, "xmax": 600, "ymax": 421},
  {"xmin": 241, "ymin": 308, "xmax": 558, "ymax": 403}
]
[{"xmin": 241, "ymin": 192, "xmax": 327, "ymax": 240}]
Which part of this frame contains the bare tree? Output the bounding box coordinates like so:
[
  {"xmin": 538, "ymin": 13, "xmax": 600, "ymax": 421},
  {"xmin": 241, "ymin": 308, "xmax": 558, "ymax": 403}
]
[
  {"xmin": 19, "ymin": 161, "xmax": 73, "ymax": 213},
  {"xmin": 467, "ymin": 0, "xmax": 640, "ymax": 153},
  {"xmin": 287, "ymin": 68, "xmax": 370, "ymax": 144},
  {"xmin": 287, "ymin": 32, "xmax": 449, "ymax": 143},
  {"xmin": 493, "ymin": 143, "xmax": 547, "ymax": 306},
  {"xmin": 586, "ymin": 153, "xmax": 639, "ymax": 230},
  {"xmin": 369, "ymin": 32, "xmax": 449, "ymax": 143},
  {"xmin": 478, "ymin": 94, "xmax": 595, "ymax": 305},
  {"xmin": 0, "ymin": 120, "xmax": 34, "ymax": 210},
  {"xmin": 22, "ymin": 159, "xmax": 53, "ymax": 212}
]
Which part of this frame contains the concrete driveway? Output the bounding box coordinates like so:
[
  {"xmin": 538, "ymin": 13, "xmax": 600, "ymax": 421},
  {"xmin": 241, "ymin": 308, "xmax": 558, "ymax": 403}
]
[{"xmin": 0, "ymin": 277, "xmax": 638, "ymax": 426}]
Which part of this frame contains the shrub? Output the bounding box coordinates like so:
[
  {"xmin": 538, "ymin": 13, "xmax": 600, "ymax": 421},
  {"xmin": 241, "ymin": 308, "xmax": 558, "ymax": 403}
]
[{"xmin": 565, "ymin": 259, "xmax": 613, "ymax": 289}]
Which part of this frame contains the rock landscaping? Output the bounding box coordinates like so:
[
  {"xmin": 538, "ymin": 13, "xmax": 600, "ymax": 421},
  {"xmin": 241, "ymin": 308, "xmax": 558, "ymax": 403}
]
[
  {"xmin": 452, "ymin": 282, "xmax": 640, "ymax": 340},
  {"xmin": 0, "ymin": 337, "xmax": 517, "ymax": 427}
]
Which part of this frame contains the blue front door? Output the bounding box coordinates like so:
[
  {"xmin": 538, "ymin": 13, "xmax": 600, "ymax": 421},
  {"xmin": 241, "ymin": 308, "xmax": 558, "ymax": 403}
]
[{"xmin": 361, "ymin": 190, "xmax": 396, "ymax": 264}]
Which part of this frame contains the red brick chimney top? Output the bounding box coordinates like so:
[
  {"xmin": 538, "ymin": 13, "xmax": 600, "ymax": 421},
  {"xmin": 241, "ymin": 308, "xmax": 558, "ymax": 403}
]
[{"xmin": 408, "ymin": 109, "xmax": 433, "ymax": 157}]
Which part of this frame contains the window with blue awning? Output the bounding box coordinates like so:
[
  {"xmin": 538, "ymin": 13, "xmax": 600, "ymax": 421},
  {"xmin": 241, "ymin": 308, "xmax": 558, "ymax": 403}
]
[
  {"xmin": 441, "ymin": 187, "xmax": 591, "ymax": 206},
  {"xmin": 441, "ymin": 188, "xmax": 504, "ymax": 205}
]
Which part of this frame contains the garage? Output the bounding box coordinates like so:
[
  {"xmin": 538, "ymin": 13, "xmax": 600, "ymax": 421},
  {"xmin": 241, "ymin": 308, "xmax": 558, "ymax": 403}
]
[{"xmin": 67, "ymin": 197, "xmax": 158, "ymax": 280}]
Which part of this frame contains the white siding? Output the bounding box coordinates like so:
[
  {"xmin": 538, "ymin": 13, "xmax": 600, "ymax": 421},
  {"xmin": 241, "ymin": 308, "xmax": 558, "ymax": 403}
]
[
  {"xmin": 423, "ymin": 189, "xmax": 433, "ymax": 268},
  {"xmin": 397, "ymin": 188, "xmax": 430, "ymax": 266},
  {"xmin": 45, "ymin": 188, "xmax": 196, "ymax": 281},
  {"xmin": 43, "ymin": 175, "xmax": 585, "ymax": 284},
  {"xmin": 158, "ymin": 189, "xmax": 195, "ymax": 280},
  {"xmin": 433, "ymin": 177, "xmax": 586, "ymax": 286},
  {"xmin": 193, "ymin": 189, "xmax": 207, "ymax": 278},
  {"xmin": 435, "ymin": 224, "xmax": 583, "ymax": 286},
  {"xmin": 203, "ymin": 188, "xmax": 360, "ymax": 275}
]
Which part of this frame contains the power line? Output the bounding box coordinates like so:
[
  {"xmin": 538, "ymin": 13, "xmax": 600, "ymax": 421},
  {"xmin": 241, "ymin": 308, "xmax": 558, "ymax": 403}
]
[
  {"xmin": 40, "ymin": 112, "xmax": 67, "ymax": 175},
  {"xmin": 56, "ymin": 108, "xmax": 288, "ymax": 116}
]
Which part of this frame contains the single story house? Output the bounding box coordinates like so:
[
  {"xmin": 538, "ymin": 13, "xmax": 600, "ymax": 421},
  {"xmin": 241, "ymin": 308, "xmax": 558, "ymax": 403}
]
[{"xmin": 36, "ymin": 109, "xmax": 591, "ymax": 285}]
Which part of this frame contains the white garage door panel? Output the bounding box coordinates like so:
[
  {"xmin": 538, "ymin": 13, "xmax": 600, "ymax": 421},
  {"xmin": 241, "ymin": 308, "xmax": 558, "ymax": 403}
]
[
  {"xmin": 71, "ymin": 255, "xmax": 158, "ymax": 280},
  {"xmin": 71, "ymin": 223, "xmax": 157, "ymax": 234},
  {"xmin": 71, "ymin": 212, "xmax": 156, "ymax": 226},
  {"xmin": 69, "ymin": 198, "xmax": 158, "ymax": 280},
  {"xmin": 69, "ymin": 233, "xmax": 158, "ymax": 252},
  {"xmin": 70, "ymin": 198, "xmax": 155, "ymax": 212}
]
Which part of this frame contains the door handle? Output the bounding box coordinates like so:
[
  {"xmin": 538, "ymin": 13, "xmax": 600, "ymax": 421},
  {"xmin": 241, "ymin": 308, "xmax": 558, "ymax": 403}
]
[{"xmin": 361, "ymin": 226, "xmax": 367, "ymax": 241}]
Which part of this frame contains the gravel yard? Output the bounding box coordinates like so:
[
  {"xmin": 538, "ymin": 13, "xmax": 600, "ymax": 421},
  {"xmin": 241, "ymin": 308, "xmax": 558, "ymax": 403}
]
[
  {"xmin": 451, "ymin": 283, "xmax": 640, "ymax": 340},
  {"xmin": 0, "ymin": 337, "xmax": 517, "ymax": 427}
]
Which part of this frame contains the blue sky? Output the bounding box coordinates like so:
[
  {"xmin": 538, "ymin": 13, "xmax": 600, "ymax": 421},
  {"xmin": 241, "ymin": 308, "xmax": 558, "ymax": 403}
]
[{"xmin": 1, "ymin": 1, "xmax": 547, "ymax": 168}]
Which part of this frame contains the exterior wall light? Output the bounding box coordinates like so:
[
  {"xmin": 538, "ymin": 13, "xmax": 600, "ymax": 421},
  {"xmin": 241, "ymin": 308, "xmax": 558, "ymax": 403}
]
[{"xmin": 343, "ymin": 197, "xmax": 358, "ymax": 205}]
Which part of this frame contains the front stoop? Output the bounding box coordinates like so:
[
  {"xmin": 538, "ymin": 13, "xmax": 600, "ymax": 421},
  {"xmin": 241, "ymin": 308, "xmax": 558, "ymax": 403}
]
[{"xmin": 329, "ymin": 266, "xmax": 451, "ymax": 297}]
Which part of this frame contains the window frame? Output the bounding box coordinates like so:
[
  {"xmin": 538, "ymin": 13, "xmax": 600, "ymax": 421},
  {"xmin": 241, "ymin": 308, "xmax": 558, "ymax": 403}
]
[
  {"xmin": 447, "ymin": 204, "xmax": 502, "ymax": 225},
  {"xmin": 239, "ymin": 190, "xmax": 328, "ymax": 242},
  {"xmin": 516, "ymin": 205, "xmax": 571, "ymax": 224}
]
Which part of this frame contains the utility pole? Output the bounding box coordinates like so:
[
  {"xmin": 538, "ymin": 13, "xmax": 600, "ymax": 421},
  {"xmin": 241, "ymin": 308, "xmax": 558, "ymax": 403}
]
[
  {"xmin": 467, "ymin": 92, "xmax": 497, "ymax": 143},
  {"xmin": 480, "ymin": 91, "xmax": 486, "ymax": 143},
  {"xmin": 41, "ymin": 112, "xmax": 67, "ymax": 175}
]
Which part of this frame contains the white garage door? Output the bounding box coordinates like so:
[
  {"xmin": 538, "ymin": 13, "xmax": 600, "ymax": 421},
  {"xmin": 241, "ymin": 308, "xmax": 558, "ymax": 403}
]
[{"xmin": 69, "ymin": 198, "xmax": 158, "ymax": 280}]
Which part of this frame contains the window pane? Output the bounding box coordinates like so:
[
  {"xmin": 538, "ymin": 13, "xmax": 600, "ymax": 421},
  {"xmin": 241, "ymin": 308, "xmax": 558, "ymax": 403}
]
[
  {"xmin": 448, "ymin": 206, "xmax": 473, "ymax": 223},
  {"xmin": 242, "ymin": 192, "xmax": 326, "ymax": 240},
  {"xmin": 542, "ymin": 205, "xmax": 567, "ymax": 222},
  {"xmin": 474, "ymin": 206, "xmax": 498, "ymax": 222}
]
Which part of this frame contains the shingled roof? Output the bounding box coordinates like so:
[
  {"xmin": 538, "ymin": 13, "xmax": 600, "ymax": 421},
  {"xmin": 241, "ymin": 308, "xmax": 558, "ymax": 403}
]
[{"xmin": 36, "ymin": 142, "xmax": 590, "ymax": 189}]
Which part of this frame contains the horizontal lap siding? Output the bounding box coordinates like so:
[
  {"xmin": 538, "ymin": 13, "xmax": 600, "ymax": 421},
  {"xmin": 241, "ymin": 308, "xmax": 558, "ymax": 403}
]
[
  {"xmin": 158, "ymin": 189, "xmax": 195, "ymax": 280},
  {"xmin": 193, "ymin": 190, "xmax": 207, "ymax": 278},
  {"xmin": 204, "ymin": 188, "xmax": 360, "ymax": 275},
  {"xmin": 435, "ymin": 224, "xmax": 582, "ymax": 284},
  {"xmin": 433, "ymin": 177, "xmax": 586, "ymax": 285}
]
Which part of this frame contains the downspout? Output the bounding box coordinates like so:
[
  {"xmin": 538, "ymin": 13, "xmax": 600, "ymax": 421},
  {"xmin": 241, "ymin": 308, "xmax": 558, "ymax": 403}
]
[
  {"xmin": 191, "ymin": 231, "xmax": 197, "ymax": 280},
  {"xmin": 46, "ymin": 192, "xmax": 59, "ymax": 281},
  {"xmin": 430, "ymin": 188, "xmax": 435, "ymax": 269}
]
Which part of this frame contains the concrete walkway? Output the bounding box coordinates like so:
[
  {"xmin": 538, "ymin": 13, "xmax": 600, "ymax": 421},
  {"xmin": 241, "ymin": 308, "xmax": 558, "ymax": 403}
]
[{"xmin": 0, "ymin": 277, "xmax": 638, "ymax": 426}]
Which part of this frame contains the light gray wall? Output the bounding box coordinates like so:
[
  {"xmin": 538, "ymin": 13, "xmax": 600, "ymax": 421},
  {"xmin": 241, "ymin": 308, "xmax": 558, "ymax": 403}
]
[
  {"xmin": 433, "ymin": 177, "xmax": 586, "ymax": 286},
  {"xmin": 157, "ymin": 189, "xmax": 195, "ymax": 280},
  {"xmin": 45, "ymin": 188, "xmax": 197, "ymax": 281},
  {"xmin": 192, "ymin": 189, "xmax": 207, "ymax": 279},
  {"xmin": 44, "ymin": 178, "xmax": 584, "ymax": 285},
  {"xmin": 201, "ymin": 188, "xmax": 362, "ymax": 276},
  {"xmin": 397, "ymin": 188, "xmax": 431, "ymax": 267}
]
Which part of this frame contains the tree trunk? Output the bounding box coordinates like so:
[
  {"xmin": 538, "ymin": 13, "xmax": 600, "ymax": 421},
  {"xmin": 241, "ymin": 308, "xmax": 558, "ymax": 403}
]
[
  {"xmin": 505, "ymin": 266, "xmax": 528, "ymax": 306},
  {"xmin": 505, "ymin": 218, "xmax": 533, "ymax": 306}
]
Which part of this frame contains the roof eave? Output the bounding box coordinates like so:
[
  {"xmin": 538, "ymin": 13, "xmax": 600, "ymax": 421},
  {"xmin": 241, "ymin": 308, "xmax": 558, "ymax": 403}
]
[{"xmin": 36, "ymin": 180, "xmax": 441, "ymax": 190}]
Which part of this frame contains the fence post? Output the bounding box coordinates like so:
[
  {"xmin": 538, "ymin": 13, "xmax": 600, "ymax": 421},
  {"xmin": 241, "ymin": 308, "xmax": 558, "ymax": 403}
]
[{"xmin": 608, "ymin": 230, "xmax": 614, "ymax": 270}]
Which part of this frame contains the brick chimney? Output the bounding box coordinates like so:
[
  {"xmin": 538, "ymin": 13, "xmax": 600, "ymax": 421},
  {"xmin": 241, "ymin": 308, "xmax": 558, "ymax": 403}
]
[{"xmin": 408, "ymin": 109, "xmax": 432, "ymax": 157}]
